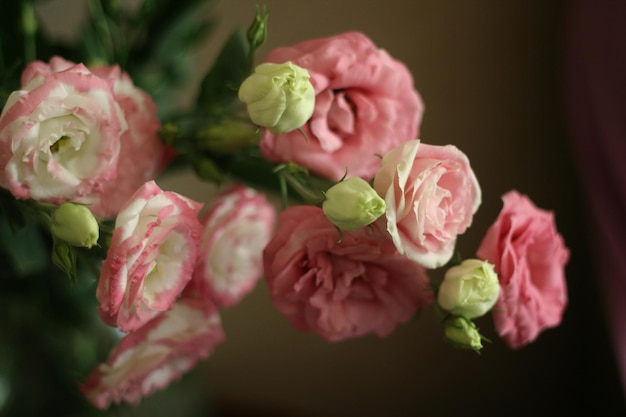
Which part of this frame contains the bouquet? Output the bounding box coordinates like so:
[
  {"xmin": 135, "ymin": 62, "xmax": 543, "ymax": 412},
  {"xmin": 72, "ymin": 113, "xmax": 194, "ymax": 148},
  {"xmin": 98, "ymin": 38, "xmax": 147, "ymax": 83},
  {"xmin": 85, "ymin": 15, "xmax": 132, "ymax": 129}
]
[{"xmin": 0, "ymin": 1, "xmax": 570, "ymax": 415}]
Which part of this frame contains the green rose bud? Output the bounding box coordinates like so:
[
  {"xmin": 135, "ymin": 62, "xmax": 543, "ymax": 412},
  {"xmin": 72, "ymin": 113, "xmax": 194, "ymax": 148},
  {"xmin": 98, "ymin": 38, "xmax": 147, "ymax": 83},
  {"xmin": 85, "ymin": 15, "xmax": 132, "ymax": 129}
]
[
  {"xmin": 322, "ymin": 177, "xmax": 386, "ymax": 231},
  {"xmin": 246, "ymin": 5, "xmax": 268, "ymax": 52},
  {"xmin": 50, "ymin": 202, "xmax": 99, "ymax": 248},
  {"xmin": 437, "ymin": 258, "xmax": 500, "ymax": 319},
  {"xmin": 444, "ymin": 316, "xmax": 483, "ymax": 352},
  {"xmin": 238, "ymin": 61, "xmax": 315, "ymax": 135}
]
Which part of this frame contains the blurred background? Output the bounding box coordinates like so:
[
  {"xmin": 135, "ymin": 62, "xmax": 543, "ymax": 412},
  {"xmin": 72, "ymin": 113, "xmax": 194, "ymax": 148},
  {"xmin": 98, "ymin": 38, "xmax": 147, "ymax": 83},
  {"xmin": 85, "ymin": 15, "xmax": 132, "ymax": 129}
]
[{"xmin": 29, "ymin": 0, "xmax": 626, "ymax": 416}]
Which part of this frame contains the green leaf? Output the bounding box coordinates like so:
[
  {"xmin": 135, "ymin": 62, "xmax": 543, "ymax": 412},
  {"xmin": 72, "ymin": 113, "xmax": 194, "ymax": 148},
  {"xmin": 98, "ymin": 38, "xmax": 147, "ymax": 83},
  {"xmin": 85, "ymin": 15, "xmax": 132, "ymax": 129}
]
[
  {"xmin": 196, "ymin": 28, "xmax": 249, "ymax": 114},
  {"xmin": 125, "ymin": 0, "xmax": 216, "ymax": 117},
  {"xmin": 76, "ymin": 0, "xmax": 216, "ymax": 118},
  {"xmin": 0, "ymin": 211, "xmax": 48, "ymax": 277}
]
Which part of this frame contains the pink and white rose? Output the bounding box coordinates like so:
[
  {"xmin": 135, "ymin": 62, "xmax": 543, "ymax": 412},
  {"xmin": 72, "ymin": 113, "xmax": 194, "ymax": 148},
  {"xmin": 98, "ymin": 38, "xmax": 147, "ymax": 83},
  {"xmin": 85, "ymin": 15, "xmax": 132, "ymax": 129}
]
[
  {"xmin": 259, "ymin": 31, "xmax": 424, "ymax": 181},
  {"xmin": 373, "ymin": 139, "xmax": 481, "ymax": 269},
  {"xmin": 189, "ymin": 185, "xmax": 276, "ymax": 308},
  {"xmin": 96, "ymin": 181, "xmax": 203, "ymax": 332},
  {"xmin": 81, "ymin": 298, "xmax": 225, "ymax": 409},
  {"xmin": 263, "ymin": 205, "xmax": 433, "ymax": 342},
  {"xmin": 0, "ymin": 60, "xmax": 124, "ymax": 207},
  {"xmin": 476, "ymin": 190, "xmax": 569, "ymax": 349},
  {"xmin": 0, "ymin": 56, "xmax": 171, "ymax": 218}
]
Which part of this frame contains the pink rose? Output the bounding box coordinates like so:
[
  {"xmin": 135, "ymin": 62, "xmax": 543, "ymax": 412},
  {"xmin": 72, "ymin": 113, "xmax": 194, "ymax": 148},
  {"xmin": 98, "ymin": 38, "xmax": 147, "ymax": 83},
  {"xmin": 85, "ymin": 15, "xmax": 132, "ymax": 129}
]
[
  {"xmin": 0, "ymin": 56, "xmax": 171, "ymax": 218},
  {"xmin": 373, "ymin": 140, "xmax": 481, "ymax": 269},
  {"xmin": 96, "ymin": 181, "xmax": 203, "ymax": 332},
  {"xmin": 189, "ymin": 185, "xmax": 277, "ymax": 307},
  {"xmin": 263, "ymin": 205, "xmax": 433, "ymax": 342},
  {"xmin": 81, "ymin": 298, "xmax": 225, "ymax": 409},
  {"xmin": 476, "ymin": 191, "xmax": 569, "ymax": 349},
  {"xmin": 0, "ymin": 60, "xmax": 123, "ymax": 206},
  {"xmin": 259, "ymin": 31, "xmax": 424, "ymax": 181}
]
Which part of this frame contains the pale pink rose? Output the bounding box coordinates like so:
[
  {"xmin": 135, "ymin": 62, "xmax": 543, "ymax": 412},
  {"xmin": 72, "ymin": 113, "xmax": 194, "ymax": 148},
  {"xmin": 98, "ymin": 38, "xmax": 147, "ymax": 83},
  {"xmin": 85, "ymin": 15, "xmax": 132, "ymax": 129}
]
[
  {"xmin": 189, "ymin": 185, "xmax": 277, "ymax": 307},
  {"xmin": 81, "ymin": 298, "xmax": 225, "ymax": 409},
  {"xmin": 263, "ymin": 205, "xmax": 433, "ymax": 342},
  {"xmin": 476, "ymin": 190, "xmax": 569, "ymax": 349},
  {"xmin": 96, "ymin": 181, "xmax": 203, "ymax": 332},
  {"xmin": 259, "ymin": 31, "xmax": 424, "ymax": 181},
  {"xmin": 0, "ymin": 61, "xmax": 124, "ymax": 206},
  {"xmin": 373, "ymin": 139, "xmax": 481, "ymax": 269},
  {"xmin": 0, "ymin": 56, "xmax": 172, "ymax": 218}
]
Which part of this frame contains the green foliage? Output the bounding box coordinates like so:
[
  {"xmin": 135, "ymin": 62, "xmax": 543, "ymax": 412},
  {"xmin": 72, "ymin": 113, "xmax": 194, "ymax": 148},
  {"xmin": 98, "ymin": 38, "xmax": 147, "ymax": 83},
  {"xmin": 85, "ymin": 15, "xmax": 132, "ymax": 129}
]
[
  {"xmin": 196, "ymin": 28, "xmax": 249, "ymax": 115},
  {"xmin": 78, "ymin": 0, "xmax": 216, "ymax": 118},
  {"xmin": 0, "ymin": 212, "xmax": 48, "ymax": 277}
]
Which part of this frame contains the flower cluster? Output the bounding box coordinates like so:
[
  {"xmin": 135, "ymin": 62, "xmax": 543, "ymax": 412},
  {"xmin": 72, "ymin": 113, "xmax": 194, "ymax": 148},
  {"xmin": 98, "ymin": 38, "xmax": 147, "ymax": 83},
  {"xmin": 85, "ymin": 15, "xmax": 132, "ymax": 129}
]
[{"xmin": 0, "ymin": 3, "xmax": 570, "ymax": 411}]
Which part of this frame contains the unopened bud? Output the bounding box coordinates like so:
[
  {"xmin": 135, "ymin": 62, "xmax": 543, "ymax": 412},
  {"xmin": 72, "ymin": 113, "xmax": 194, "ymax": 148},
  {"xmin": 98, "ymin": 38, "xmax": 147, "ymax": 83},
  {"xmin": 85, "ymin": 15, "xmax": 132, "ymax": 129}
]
[
  {"xmin": 444, "ymin": 316, "xmax": 483, "ymax": 352},
  {"xmin": 50, "ymin": 202, "xmax": 99, "ymax": 248},
  {"xmin": 238, "ymin": 61, "xmax": 315, "ymax": 135},
  {"xmin": 438, "ymin": 259, "xmax": 500, "ymax": 319},
  {"xmin": 247, "ymin": 5, "xmax": 269, "ymax": 52},
  {"xmin": 322, "ymin": 177, "xmax": 386, "ymax": 231}
]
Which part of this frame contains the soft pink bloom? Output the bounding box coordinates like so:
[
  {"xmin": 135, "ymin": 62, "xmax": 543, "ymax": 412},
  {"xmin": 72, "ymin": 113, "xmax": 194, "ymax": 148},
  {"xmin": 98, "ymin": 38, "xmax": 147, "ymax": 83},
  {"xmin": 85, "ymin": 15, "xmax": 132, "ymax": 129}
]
[
  {"xmin": 189, "ymin": 185, "xmax": 276, "ymax": 307},
  {"xmin": 263, "ymin": 205, "xmax": 433, "ymax": 342},
  {"xmin": 476, "ymin": 190, "xmax": 569, "ymax": 349},
  {"xmin": 0, "ymin": 56, "xmax": 171, "ymax": 218},
  {"xmin": 97, "ymin": 181, "xmax": 203, "ymax": 332},
  {"xmin": 259, "ymin": 31, "xmax": 424, "ymax": 181},
  {"xmin": 373, "ymin": 140, "xmax": 481, "ymax": 269},
  {"xmin": 81, "ymin": 298, "xmax": 225, "ymax": 409}
]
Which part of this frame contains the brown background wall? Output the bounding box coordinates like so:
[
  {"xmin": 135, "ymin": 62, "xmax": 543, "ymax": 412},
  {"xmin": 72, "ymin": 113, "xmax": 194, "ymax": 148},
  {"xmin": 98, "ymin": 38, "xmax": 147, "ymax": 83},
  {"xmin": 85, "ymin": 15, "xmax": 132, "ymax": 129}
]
[{"xmin": 37, "ymin": 0, "xmax": 624, "ymax": 416}]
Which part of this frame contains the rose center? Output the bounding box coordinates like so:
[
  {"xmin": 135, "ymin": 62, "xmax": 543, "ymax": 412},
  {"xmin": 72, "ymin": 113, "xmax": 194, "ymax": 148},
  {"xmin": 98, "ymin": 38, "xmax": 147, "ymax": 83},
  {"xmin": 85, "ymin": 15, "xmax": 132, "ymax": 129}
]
[
  {"xmin": 328, "ymin": 90, "xmax": 356, "ymax": 135},
  {"xmin": 50, "ymin": 135, "xmax": 70, "ymax": 153}
]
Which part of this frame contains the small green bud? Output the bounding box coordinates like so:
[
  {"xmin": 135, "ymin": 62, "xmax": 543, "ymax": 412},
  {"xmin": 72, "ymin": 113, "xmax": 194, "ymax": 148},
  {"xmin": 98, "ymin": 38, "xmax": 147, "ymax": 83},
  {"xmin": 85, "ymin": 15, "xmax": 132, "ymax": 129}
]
[
  {"xmin": 193, "ymin": 158, "xmax": 225, "ymax": 184},
  {"xmin": 438, "ymin": 259, "xmax": 500, "ymax": 319},
  {"xmin": 238, "ymin": 61, "xmax": 315, "ymax": 135},
  {"xmin": 50, "ymin": 203, "xmax": 99, "ymax": 248},
  {"xmin": 444, "ymin": 316, "xmax": 483, "ymax": 352},
  {"xmin": 322, "ymin": 177, "xmax": 386, "ymax": 231},
  {"xmin": 247, "ymin": 5, "xmax": 269, "ymax": 52},
  {"xmin": 51, "ymin": 240, "xmax": 77, "ymax": 282},
  {"xmin": 159, "ymin": 122, "xmax": 180, "ymax": 146}
]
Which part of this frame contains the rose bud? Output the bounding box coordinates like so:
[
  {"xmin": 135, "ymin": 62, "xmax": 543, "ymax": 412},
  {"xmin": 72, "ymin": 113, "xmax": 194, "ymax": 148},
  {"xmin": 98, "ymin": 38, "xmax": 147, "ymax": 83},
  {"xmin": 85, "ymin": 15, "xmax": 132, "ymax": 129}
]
[
  {"xmin": 443, "ymin": 316, "xmax": 483, "ymax": 352},
  {"xmin": 437, "ymin": 258, "xmax": 500, "ymax": 319},
  {"xmin": 322, "ymin": 177, "xmax": 386, "ymax": 231},
  {"xmin": 50, "ymin": 202, "xmax": 99, "ymax": 248},
  {"xmin": 238, "ymin": 61, "xmax": 315, "ymax": 134}
]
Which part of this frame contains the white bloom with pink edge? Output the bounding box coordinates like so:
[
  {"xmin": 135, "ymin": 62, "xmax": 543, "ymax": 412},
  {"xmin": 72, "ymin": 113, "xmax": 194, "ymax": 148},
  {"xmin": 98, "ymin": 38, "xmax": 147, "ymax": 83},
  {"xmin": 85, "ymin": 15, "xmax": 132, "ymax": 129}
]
[
  {"xmin": 81, "ymin": 298, "xmax": 225, "ymax": 409},
  {"xmin": 96, "ymin": 181, "xmax": 203, "ymax": 332},
  {"xmin": 0, "ymin": 61, "xmax": 124, "ymax": 206},
  {"xmin": 0, "ymin": 56, "xmax": 171, "ymax": 219},
  {"xmin": 189, "ymin": 185, "xmax": 277, "ymax": 308}
]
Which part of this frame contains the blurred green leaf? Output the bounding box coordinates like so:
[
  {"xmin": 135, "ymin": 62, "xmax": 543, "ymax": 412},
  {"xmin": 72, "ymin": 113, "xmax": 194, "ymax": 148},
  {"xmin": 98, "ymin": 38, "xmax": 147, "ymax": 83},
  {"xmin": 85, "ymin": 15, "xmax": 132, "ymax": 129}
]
[
  {"xmin": 0, "ymin": 209, "xmax": 48, "ymax": 277},
  {"xmin": 196, "ymin": 28, "xmax": 249, "ymax": 115},
  {"xmin": 77, "ymin": 0, "xmax": 216, "ymax": 118}
]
